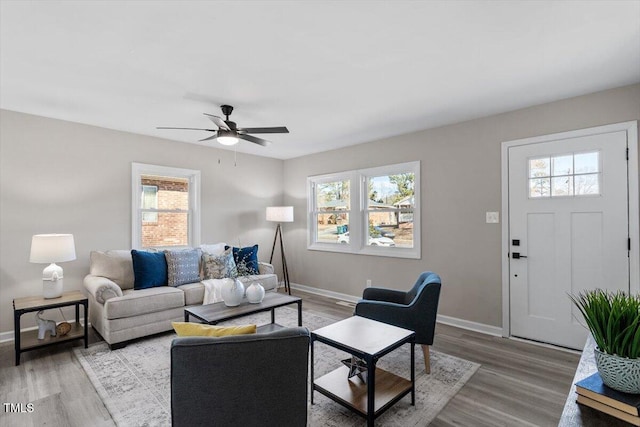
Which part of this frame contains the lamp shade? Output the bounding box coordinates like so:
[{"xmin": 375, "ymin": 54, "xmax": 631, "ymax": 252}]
[
  {"xmin": 29, "ymin": 234, "xmax": 76, "ymax": 263},
  {"xmin": 266, "ymin": 206, "xmax": 294, "ymax": 223}
]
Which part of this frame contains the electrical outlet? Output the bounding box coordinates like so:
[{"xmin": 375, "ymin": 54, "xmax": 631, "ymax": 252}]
[
  {"xmin": 366, "ymin": 279, "xmax": 372, "ymax": 288},
  {"xmin": 486, "ymin": 212, "xmax": 499, "ymax": 224}
]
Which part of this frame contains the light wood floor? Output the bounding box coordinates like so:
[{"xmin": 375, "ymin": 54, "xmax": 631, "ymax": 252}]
[{"xmin": 0, "ymin": 289, "xmax": 580, "ymax": 426}]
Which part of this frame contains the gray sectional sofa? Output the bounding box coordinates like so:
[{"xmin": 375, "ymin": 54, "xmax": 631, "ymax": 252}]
[{"xmin": 83, "ymin": 248, "xmax": 278, "ymax": 348}]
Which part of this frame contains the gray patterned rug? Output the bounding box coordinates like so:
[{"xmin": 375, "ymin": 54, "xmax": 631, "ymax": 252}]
[{"xmin": 74, "ymin": 307, "xmax": 479, "ymax": 426}]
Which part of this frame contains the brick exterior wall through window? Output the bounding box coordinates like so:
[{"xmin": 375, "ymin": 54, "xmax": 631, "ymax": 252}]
[{"xmin": 141, "ymin": 175, "xmax": 189, "ymax": 247}]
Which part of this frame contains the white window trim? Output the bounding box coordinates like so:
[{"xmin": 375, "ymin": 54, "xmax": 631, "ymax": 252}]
[
  {"xmin": 307, "ymin": 161, "xmax": 420, "ymax": 259},
  {"xmin": 131, "ymin": 162, "xmax": 201, "ymax": 250}
]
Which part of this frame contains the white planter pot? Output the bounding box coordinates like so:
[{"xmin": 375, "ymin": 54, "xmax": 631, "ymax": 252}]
[
  {"xmin": 246, "ymin": 283, "xmax": 265, "ymax": 304},
  {"xmin": 220, "ymin": 278, "xmax": 244, "ymax": 307},
  {"xmin": 594, "ymin": 347, "xmax": 640, "ymax": 394}
]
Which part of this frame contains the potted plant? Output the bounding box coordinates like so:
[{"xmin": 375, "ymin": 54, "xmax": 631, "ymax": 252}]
[{"xmin": 570, "ymin": 289, "xmax": 640, "ymax": 394}]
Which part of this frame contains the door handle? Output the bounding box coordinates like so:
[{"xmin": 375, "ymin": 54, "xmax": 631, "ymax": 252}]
[{"xmin": 512, "ymin": 252, "xmax": 527, "ymax": 259}]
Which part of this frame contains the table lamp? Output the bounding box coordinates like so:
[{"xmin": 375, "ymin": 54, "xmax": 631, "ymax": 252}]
[
  {"xmin": 266, "ymin": 206, "xmax": 293, "ymax": 294},
  {"xmin": 29, "ymin": 234, "xmax": 76, "ymax": 299}
]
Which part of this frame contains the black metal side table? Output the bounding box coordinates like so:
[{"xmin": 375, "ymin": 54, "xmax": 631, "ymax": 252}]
[{"xmin": 13, "ymin": 290, "xmax": 88, "ymax": 365}]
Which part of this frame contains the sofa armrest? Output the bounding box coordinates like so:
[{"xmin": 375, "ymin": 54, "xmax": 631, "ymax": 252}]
[
  {"xmin": 258, "ymin": 262, "xmax": 274, "ymax": 275},
  {"xmin": 83, "ymin": 275, "xmax": 123, "ymax": 304}
]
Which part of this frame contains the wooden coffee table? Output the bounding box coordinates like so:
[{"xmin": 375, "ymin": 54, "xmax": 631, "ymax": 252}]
[
  {"xmin": 311, "ymin": 316, "xmax": 416, "ymax": 426},
  {"xmin": 184, "ymin": 292, "xmax": 302, "ymax": 332}
]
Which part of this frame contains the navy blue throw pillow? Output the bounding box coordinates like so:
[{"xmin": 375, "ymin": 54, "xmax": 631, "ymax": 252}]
[
  {"xmin": 131, "ymin": 250, "xmax": 168, "ymax": 289},
  {"xmin": 225, "ymin": 245, "xmax": 260, "ymax": 275}
]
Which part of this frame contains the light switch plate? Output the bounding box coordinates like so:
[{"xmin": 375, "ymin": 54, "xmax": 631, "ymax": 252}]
[{"xmin": 486, "ymin": 211, "xmax": 499, "ymax": 223}]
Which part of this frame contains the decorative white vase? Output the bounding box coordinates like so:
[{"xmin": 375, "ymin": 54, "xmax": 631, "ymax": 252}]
[
  {"xmin": 220, "ymin": 278, "xmax": 244, "ymax": 307},
  {"xmin": 246, "ymin": 282, "xmax": 265, "ymax": 304}
]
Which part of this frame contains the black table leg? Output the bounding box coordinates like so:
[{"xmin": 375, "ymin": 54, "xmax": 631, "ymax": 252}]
[
  {"xmin": 14, "ymin": 310, "xmax": 21, "ymax": 366},
  {"xmin": 184, "ymin": 311, "xmax": 189, "ymax": 322},
  {"xmin": 271, "ymin": 308, "xmax": 275, "ymax": 324},
  {"xmin": 310, "ymin": 336, "xmax": 315, "ymax": 405},
  {"xmin": 75, "ymin": 303, "xmax": 80, "ymax": 323},
  {"xmin": 297, "ymin": 300, "xmax": 302, "ymax": 326},
  {"xmin": 366, "ymin": 355, "xmax": 376, "ymax": 427},
  {"xmin": 83, "ymin": 301, "xmax": 89, "ymax": 348}
]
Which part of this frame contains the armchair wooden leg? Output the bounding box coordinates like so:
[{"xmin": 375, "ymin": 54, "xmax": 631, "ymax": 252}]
[{"xmin": 421, "ymin": 344, "xmax": 431, "ymax": 374}]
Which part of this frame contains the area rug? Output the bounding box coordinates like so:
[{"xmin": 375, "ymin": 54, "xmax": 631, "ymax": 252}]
[{"xmin": 74, "ymin": 307, "xmax": 479, "ymax": 426}]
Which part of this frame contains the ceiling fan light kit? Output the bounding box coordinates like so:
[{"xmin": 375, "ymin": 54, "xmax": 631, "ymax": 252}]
[{"xmin": 157, "ymin": 104, "xmax": 289, "ymax": 147}]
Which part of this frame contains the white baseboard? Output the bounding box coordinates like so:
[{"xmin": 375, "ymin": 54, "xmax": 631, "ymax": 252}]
[
  {"xmin": 436, "ymin": 314, "xmax": 503, "ymax": 337},
  {"xmin": 290, "ymin": 282, "xmax": 360, "ymax": 304},
  {"xmin": 290, "ymin": 282, "xmax": 504, "ymax": 337},
  {"xmin": 0, "ymin": 318, "xmax": 88, "ymax": 344}
]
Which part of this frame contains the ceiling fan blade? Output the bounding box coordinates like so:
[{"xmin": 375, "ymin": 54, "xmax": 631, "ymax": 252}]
[
  {"xmin": 157, "ymin": 127, "xmax": 216, "ymax": 131},
  {"xmin": 237, "ymin": 126, "xmax": 289, "ymax": 134},
  {"xmin": 238, "ymin": 134, "xmax": 271, "ymax": 147},
  {"xmin": 203, "ymin": 113, "xmax": 230, "ymax": 130},
  {"xmin": 199, "ymin": 134, "xmax": 219, "ymax": 142}
]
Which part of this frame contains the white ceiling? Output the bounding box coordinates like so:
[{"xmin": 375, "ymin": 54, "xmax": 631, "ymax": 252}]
[{"xmin": 1, "ymin": 1, "xmax": 639, "ymax": 160}]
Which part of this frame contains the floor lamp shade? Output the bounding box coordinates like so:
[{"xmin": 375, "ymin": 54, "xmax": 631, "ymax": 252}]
[
  {"xmin": 266, "ymin": 207, "xmax": 293, "ymax": 294},
  {"xmin": 266, "ymin": 206, "xmax": 294, "ymax": 223},
  {"xmin": 30, "ymin": 234, "xmax": 76, "ymax": 299}
]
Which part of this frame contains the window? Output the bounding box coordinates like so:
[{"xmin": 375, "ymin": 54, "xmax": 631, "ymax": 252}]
[
  {"xmin": 141, "ymin": 185, "xmax": 158, "ymax": 223},
  {"xmin": 529, "ymin": 151, "xmax": 600, "ymax": 198},
  {"xmin": 132, "ymin": 163, "xmax": 201, "ymax": 249},
  {"xmin": 308, "ymin": 161, "xmax": 420, "ymax": 259}
]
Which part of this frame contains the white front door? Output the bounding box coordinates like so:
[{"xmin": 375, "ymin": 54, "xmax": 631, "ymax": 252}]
[{"xmin": 508, "ymin": 128, "xmax": 631, "ymax": 350}]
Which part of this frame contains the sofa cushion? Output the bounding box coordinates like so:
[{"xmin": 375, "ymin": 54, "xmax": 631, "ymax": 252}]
[
  {"xmin": 227, "ymin": 245, "xmax": 260, "ymax": 275},
  {"xmin": 104, "ymin": 286, "xmax": 185, "ymax": 320},
  {"xmin": 172, "ymin": 322, "xmax": 256, "ymax": 337},
  {"xmin": 177, "ymin": 282, "xmax": 205, "ymax": 306},
  {"xmin": 131, "ymin": 250, "xmax": 168, "ymax": 289},
  {"xmin": 202, "ymin": 248, "xmax": 236, "ymax": 279},
  {"xmin": 165, "ymin": 249, "xmax": 201, "ymax": 286},
  {"xmin": 200, "ymin": 242, "xmax": 227, "ymax": 255},
  {"xmin": 90, "ymin": 250, "xmax": 135, "ymax": 290}
]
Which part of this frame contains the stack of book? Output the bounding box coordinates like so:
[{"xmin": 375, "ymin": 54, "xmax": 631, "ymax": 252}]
[{"xmin": 575, "ymin": 372, "xmax": 640, "ymax": 426}]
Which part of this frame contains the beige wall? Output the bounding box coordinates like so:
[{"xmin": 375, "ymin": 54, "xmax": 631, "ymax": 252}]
[
  {"xmin": 0, "ymin": 110, "xmax": 284, "ymax": 335},
  {"xmin": 283, "ymin": 84, "xmax": 640, "ymax": 328},
  {"xmin": 1, "ymin": 84, "xmax": 638, "ymax": 337}
]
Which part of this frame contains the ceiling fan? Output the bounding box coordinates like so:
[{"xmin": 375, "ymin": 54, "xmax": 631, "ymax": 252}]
[{"xmin": 157, "ymin": 105, "xmax": 289, "ymax": 147}]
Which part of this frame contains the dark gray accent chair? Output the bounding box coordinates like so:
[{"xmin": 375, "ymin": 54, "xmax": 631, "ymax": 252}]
[
  {"xmin": 354, "ymin": 271, "xmax": 441, "ymax": 373},
  {"xmin": 171, "ymin": 327, "xmax": 310, "ymax": 427}
]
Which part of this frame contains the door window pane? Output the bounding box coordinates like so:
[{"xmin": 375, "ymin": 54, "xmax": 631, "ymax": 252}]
[
  {"xmin": 552, "ymin": 155, "xmax": 573, "ymax": 176},
  {"xmin": 530, "ymin": 178, "xmax": 550, "ymax": 198},
  {"xmin": 551, "ymin": 176, "xmax": 573, "ymax": 197},
  {"xmin": 529, "ymin": 158, "xmax": 550, "ymax": 178},
  {"xmin": 529, "ymin": 151, "xmax": 600, "ymax": 198},
  {"xmin": 575, "ymin": 174, "xmax": 600, "ymax": 195},
  {"xmin": 575, "ymin": 152, "xmax": 599, "ymax": 174}
]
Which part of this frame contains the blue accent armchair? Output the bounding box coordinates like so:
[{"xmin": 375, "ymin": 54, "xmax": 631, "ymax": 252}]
[
  {"xmin": 171, "ymin": 327, "xmax": 310, "ymax": 426},
  {"xmin": 354, "ymin": 271, "xmax": 442, "ymax": 373}
]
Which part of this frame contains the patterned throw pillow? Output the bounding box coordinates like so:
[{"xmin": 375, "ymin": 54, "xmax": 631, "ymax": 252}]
[
  {"xmin": 164, "ymin": 249, "xmax": 201, "ymax": 287},
  {"xmin": 225, "ymin": 245, "xmax": 260, "ymax": 276},
  {"xmin": 202, "ymin": 248, "xmax": 236, "ymax": 280}
]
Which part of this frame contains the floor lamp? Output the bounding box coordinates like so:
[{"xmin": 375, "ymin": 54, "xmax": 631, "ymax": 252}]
[{"xmin": 266, "ymin": 206, "xmax": 293, "ymax": 295}]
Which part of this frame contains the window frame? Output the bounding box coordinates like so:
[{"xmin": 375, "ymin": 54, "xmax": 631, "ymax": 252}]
[
  {"xmin": 131, "ymin": 163, "xmax": 201, "ymax": 250},
  {"xmin": 307, "ymin": 161, "xmax": 420, "ymax": 259}
]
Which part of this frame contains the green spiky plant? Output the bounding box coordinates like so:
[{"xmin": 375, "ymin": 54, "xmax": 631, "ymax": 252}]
[{"xmin": 569, "ymin": 290, "xmax": 640, "ymax": 359}]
